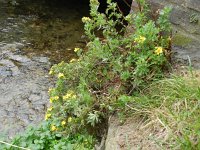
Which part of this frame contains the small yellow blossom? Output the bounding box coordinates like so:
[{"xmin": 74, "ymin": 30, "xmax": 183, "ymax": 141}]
[
  {"xmin": 49, "ymin": 70, "xmax": 53, "ymax": 75},
  {"xmin": 54, "ymin": 96, "xmax": 59, "ymax": 100},
  {"xmin": 155, "ymin": 47, "xmax": 163, "ymax": 55},
  {"xmin": 51, "ymin": 125, "xmax": 57, "ymax": 131},
  {"xmin": 82, "ymin": 17, "xmax": 91, "ymax": 23},
  {"xmin": 63, "ymin": 94, "xmax": 70, "ymax": 100},
  {"xmin": 63, "ymin": 92, "xmax": 72, "ymax": 99},
  {"xmin": 47, "ymin": 106, "xmax": 53, "ymax": 112},
  {"xmin": 58, "ymin": 73, "xmax": 64, "ymax": 78},
  {"xmin": 68, "ymin": 117, "xmax": 72, "ymax": 123},
  {"xmin": 50, "ymin": 97, "xmax": 53, "ymax": 103},
  {"xmin": 74, "ymin": 48, "xmax": 80, "ymax": 52},
  {"xmin": 70, "ymin": 58, "xmax": 77, "ymax": 63},
  {"xmin": 135, "ymin": 36, "xmax": 146, "ymax": 43},
  {"xmin": 48, "ymin": 88, "xmax": 52, "ymax": 93},
  {"xmin": 45, "ymin": 113, "xmax": 51, "ymax": 120},
  {"xmin": 61, "ymin": 120, "xmax": 66, "ymax": 126},
  {"xmin": 50, "ymin": 96, "xmax": 59, "ymax": 103},
  {"xmin": 49, "ymin": 97, "xmax": 54, "ymax": 103},
  {"xmin": 63, "ymin": 90, "xmax": 76, "ymax": 100}
]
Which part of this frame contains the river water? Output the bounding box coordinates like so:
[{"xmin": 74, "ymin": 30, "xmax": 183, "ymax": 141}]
[{"xmin": 0, "ymin": 0, "xmax": 89, "ymax": 139}]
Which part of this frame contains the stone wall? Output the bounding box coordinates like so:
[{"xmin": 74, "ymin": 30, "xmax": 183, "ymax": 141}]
[{"xmin": 133, "ymin": 0, "xmax": 200, "ymax": 68}]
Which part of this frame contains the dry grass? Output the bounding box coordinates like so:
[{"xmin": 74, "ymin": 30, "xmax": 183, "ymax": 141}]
[{"xmin": 119, "ymin": 70, "xmax": 200, "ymax": 149}]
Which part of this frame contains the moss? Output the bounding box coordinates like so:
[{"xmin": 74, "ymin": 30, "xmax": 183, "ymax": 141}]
[{"xmin": 173, "ymin": 33, "xmax": 192, "ymax": 46}]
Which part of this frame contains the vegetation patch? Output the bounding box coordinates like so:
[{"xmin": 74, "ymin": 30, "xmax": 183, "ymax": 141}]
[
  {"xmin": 0, "ymin": 0, "xmax": 178, "ymax": 149},
  {"xmin": 122, "ymin": 74, "xmax": 200, "ymax": 149}
]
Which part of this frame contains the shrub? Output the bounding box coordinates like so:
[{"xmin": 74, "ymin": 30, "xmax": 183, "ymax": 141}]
[
  {"xmin": 48, "ymin": 0, "xmax": 171, "ymax": 134},
  {"xmin": 46, "ymin": 0, "xmax": 171, "ymax": 145}
]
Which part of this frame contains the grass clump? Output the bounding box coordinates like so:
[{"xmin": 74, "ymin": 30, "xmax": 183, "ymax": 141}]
[{"xmin": 117, "ymin": 74, "xmax": 200, "ymax": 149}]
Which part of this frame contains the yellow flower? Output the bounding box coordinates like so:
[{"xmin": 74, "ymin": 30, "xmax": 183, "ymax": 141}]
[
  {"xmin": 51, "ymin": 125, "xmax": 57, "ymax": 131},
  {"xmin": 50, "ymin": 97, "xmax": 53, "ymax": 103},
  {"xmin": 68, "ymin": 117, "xmax": 72, "ymax": 123},
  {"xmin": 50, "ymin": 96, "xmax": 59, "ymax": 103},
  {"xmin": 74, "ymin": 48, "xmax": 80, "ymax": 52},
  {"xmin": 45, "ymin": 113, "xmax": 51, "ymax": 120},
  {"xmin": 70, "ymin": 58, "xmax": 77, "ymax": 63},
  {"xmin": 155, "ymin": 47, "xmax": 163, "ymax": 55},
  {"xmin": 49, "ymin": 70, "xmax": 53, "ymax": 75},
  {"xmin": 82, "ymin": 17, "xmax": 91, "ymax": 23},
  {"xmin": 54, "ymin": 96, "xmax": 59, "ymax": 100},
  {"xmin": 58, "ymin": 73, "xmax": 64, "ymax": 78},
  {"xmin": 61, "ymin": 121, "xmax": 66, "ymax": 126},
  {"xmin": 47, "ymin": 106, "xmax": 53, "ymax": 112},
  {"xmin": 48, "ymin": 88, "xmax": 52, "ymax": 93},
  {"xmin": 63, "ymin": 93, "xmax": 71, "ymax": 100},
  {"xmin": 63, "ymin": 90, "xmax": 76, "ymax": 100},
  {"xmin": 135, "ymin": 36, "xmax": 146, "ymax": 43}
]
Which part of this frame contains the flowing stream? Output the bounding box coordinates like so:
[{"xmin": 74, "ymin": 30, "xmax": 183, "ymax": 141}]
[{"xmin": 0, "ymin": 0, "xmax": 89, "ymax": 139}]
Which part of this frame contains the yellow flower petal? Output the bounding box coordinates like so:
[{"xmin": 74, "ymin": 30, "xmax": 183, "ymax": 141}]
[
  {"xmin": 63, "ymin": 93, "xmax": 71, "ymax": 100},
  {"xmin": 68, "ymin": 117, "xmax": 72, "ymax": 123},
  {"xmin": 58, "ymin": 73, "xmax": 64, "ymax": 78},
  {"xmin": 82, "ymin": 17, "xmax": 91, "ymax": 23},
  {"xmin": 61, "ymin": 121, "xmax": 66, "ymax": 126},
  {"xmin": 74, "ymin": 48, "xmax": 80, "ymax": 52},
  {"xmin": 70, "ymin": 58, "xmax": 77, "ymax": 63},
  {"xmin": 63, "ymin": 90, "xmax": 76, "ymax": 100},
  {"xmin": 50, "ymin": 97, "xmax": 54, "ymax": 103},
  {"xmin": 54, "ymin": 96, "xmax": 59, "ymax": 100},
  {"xmin": 45, "ymin": 113, "xmax": 51, "ymax": 120},
  {"xmin": 51, "ymin": 125, "xmax": 57, "ymax": 131},
  {"xmin": 47, "ymin": 106, "xmax": 53, "ymax": 112},
  {"xmin": 134, "ymin": 36, "xmax": 146, "ymax": 43},
  {"xmin": 155, "ymin": 47, "xmax": 163, "ymax": 55},
  {"xmin": 49, "ymin": 69, "xmax": 54, "ymax": 75},
  {"xmin": 50, "ymin": 96, "xmax": 59, "ymax": 103},
  {"xmin": 48, "ymin": 88, "xmax": 52, "ymax": 93}
]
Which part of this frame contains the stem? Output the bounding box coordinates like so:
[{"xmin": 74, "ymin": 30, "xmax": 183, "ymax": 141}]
[{"xmin": 0, "ymin": 141, "xmax": 31, "ymax": 150}]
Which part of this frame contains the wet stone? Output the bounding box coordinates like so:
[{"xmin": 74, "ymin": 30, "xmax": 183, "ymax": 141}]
[{"xmin": 0, "ymin": 46, "xmax": 51, "ymax": 139}]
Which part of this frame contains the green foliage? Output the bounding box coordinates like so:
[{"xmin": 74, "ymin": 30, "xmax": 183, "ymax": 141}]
[
  {"xmin": 1, "ymin": 122, "xmax": 95, "ymax": 150},
  {"xmin": 5, "ymin": 0, "xmax": 172, "ymax": 149}
]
